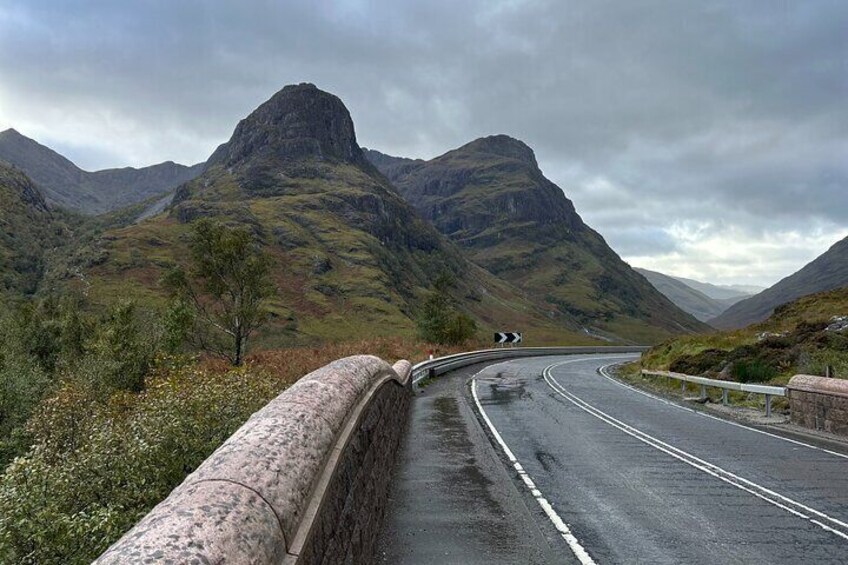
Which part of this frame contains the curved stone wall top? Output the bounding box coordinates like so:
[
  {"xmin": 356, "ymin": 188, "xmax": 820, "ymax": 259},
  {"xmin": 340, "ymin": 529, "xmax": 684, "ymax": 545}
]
[
  {"xmin": 788, "ymin": 374, "xmax": 848, "ymax": 399},
  {"xmin": 95, "ymin": 354, "xmax": 409, "ymax": 564}
]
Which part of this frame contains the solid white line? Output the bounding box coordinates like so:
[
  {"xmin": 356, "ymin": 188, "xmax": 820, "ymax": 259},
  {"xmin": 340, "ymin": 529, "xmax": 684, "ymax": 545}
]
[
  {"xmin": 470, "ymin": 362, "xmax": 599, "ymax": 565},
  {"xmin": 544, "ymin": 362, "xmax": 848, "ymax": 542},
  {"xmin": 596, "ymin": 363, "xmax": 848, "ymax": 461}
]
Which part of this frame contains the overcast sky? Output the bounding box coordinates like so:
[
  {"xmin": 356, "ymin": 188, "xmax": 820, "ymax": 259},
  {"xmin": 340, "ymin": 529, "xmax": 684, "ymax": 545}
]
[{"xmin": 1, "ymin": 1, "xmax": 846, "ymax": 287}]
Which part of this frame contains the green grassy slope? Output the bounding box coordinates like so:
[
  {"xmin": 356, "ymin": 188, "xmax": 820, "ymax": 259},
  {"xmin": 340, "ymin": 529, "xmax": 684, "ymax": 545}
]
[
  {"xmin": 368, "ymin": 136, "xmax": 707, "ymax": 343},
  {"xmin": 641, "ymin": 287, "xmax": 848, "ymax": 384},
  {"xmin": 0, "ymin": 162, "xmax": 58, "ymax": 294}
]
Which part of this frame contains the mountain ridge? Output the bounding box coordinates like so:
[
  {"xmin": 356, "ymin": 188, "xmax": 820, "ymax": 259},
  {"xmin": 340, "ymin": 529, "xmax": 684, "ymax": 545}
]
[
  {"xmin": 0, "ymin": 128, "xmax": 204, "ymax": 214},
  {"xmin": 367, "ymin": 140, "xmax": 707, "ymax": 341},
  {"xmin": 79, "ymin": 84, "xmax": 595, "ymax": 345}
]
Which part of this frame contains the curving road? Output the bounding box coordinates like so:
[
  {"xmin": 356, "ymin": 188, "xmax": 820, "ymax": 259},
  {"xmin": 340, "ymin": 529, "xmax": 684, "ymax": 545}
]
[{"xmin": 377, "ymin": 354, "xmax": 848, "ymax": 564}]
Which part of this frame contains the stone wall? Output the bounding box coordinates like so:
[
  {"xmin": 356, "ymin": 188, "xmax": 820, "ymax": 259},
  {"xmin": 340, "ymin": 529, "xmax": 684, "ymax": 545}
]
[
  {"xmin": 294, "ymin": 365, "xmax": 410, "ymax": 564},
  {"xmin": 787, "ymin": 374, "xmax": 848, "ymax": 437},
  {"xmin": 94, "ymin": 355, "xmax": 412, "ymax": 565}
]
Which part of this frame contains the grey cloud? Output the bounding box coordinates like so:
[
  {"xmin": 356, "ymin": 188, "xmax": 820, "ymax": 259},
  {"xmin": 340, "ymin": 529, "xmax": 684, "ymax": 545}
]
[{"xmin": 0, "ymin": 0, "xmax": 845, "ymax": 285}]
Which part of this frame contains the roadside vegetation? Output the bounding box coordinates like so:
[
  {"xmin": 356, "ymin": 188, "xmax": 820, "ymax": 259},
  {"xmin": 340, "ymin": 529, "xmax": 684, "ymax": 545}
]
[
  {"xmin": 416, "ymin": 273, "xmax": 478, "ymax": 345},
  {"xmin": 0, "ymin": 319, "xmax": 473, "ymax": 564},
  {"xmin": 0, "ymin": 219, "xmax": 488, "ymax": 563},
  {"xmin": 621, "ymin": 288, "xmax": 848, "ymax": 410}
]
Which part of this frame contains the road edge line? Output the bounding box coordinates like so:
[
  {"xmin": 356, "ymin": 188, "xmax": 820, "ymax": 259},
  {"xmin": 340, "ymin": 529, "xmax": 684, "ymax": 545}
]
[
  {"xmin": 596, "ymin": 363, "xmax": 848, "ymax": 461},
  {"xmin": 470, "ymin": 364, "xmax": 598, "ymax": 565},
  {"xmin": 544, "ymin": 362, "xmax": 848, "ymax": 542}
]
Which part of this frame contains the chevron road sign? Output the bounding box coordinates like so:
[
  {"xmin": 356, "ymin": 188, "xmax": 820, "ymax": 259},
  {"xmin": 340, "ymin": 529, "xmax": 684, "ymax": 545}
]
[{"xmin": 494, "ymin": 332, "xmax": 522, "ymax": 344}]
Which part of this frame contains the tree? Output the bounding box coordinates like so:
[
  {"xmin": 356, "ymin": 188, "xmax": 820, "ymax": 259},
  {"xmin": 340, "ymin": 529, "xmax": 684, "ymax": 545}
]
[
  {"xmin": 163, "ymin": 219, "xmax": 276, "ymax": 366},
  {"xmin": 416, "ymin": 273, "xmax": 477, "ymax": 345}
]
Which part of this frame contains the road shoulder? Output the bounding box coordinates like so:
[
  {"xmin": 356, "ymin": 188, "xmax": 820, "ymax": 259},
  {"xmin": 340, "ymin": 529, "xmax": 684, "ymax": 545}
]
[{"xmin": 376, "ymin": 360, "xmax": 566, "ymax": 564}]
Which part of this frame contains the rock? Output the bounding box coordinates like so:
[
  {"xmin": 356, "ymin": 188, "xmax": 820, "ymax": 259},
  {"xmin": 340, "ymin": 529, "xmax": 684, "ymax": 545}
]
[{"xmin": 205, "ymin": 83, "xmax": 370, "ymax": 172}]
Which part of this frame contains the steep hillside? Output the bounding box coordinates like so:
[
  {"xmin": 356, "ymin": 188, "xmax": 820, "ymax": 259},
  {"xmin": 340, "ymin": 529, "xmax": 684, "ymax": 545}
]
[
  {"xmin": 368, "ymin": 138, "xmax": 707, "ymax": 342},
  {"xmin": 711, "ymin": 236, "xmax": 848, "ymax": 329},
  {"xmin": 79, "ymin": 84, "xmax": 592, "ymax": 346},
  {"xmin": 0, "ymin": 128, "xmax": 203, "ymax": 214},
  {"xmin": 641, "ymin": 287, "xmax": 848, "ymax": 384},
  {"xmin": 634, "ymin": 268, "xmax": 726, "ymax": 322},
  {"xmin": 0, "ymin": 162, "xmax": 58, "ymax": 294}
]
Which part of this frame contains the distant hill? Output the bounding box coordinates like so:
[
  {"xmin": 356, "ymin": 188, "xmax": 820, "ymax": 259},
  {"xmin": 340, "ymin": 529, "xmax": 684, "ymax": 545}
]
[
  {"xmin": 0, "ymin": 128, "xmax": 204, "ymax": 214},
  {"xmin": 634, "ymin": 268, "xmax": 727, "ymax": 322},
  {"xmin": 78, "ymin": 84, "xmax": 592, "ymax": 346},
  {"xmin": 367, "ymin": 138, "xmax": 707, "ymax": 342},
  {"xmin": 672, "ymin": 275, "xmax": 761, "ymax": 302},
  {"xmin": 0, "ymin": 162, "xmax": 57, "ymax": 294},
  {"xmin": 711, "ymin": 236, "xmax": 848, "ymax": 329}
]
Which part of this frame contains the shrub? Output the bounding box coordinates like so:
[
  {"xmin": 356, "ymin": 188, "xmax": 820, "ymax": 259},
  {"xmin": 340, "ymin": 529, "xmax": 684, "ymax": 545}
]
[
  {"xmin": 0, "ymin": 337, "xmax": 450, "ymax": 564},
  {"xmin": 0, "ymin": 362, "xmax": 285, "ymax": 564},
  {"xmin": 416, "ymin": 275, "xmax": 478, "ymax": 345},
  {"xmin": 732, "ymin": 359, "xmax": 777, "ymax": 383}
]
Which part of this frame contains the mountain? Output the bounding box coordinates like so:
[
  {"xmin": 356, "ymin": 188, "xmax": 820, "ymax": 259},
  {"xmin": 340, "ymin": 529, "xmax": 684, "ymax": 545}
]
[
  {"xmin": 634, "ymin": 268, "xmax": 760, "ymax": 322},
  {"xmin": 711, "ymin": 236, "xmax": 848, "ymax": 329},
  {"xmin": 0, "ymin": 162, "xmax": 57, "ymax": 294},
  {"xmin": 78, "ymin": 84, "xmax": 591, "ymax": 346},
  {"xmin": 672, "ymin": 275, "xmax": 759, "ymax": 302},
  {"xmin": 366, "ymin": 137, "xmax": 707, "ymax": 342},
  {"xmin": 634, "ymin": 268, "xmax": 727, "ymax": 322},
  {"xmin": 0, "ymin": 128, "xmax": 204, "ymax": 214}
]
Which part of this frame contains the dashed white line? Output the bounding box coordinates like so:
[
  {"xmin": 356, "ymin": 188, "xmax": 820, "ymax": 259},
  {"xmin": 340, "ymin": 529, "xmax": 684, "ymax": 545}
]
[
  {"xmin": 544, "ymin": 361, "xmax": 848, "ymax": 542},
  {"xmin": 470, "ymin": 359, "xmax": 600, "ymax": 565}
]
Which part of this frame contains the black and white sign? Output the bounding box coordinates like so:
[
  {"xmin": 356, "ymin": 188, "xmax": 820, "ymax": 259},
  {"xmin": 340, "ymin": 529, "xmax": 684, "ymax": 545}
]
[{"xmin": 494, "ymin": 332, "xmax": 522, "ymax": 344}]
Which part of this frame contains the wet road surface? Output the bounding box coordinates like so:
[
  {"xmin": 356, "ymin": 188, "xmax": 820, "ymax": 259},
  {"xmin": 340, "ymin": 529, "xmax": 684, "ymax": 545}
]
[{"xmin": 377, "ymin": 354, "xmax": 848, "ymax": 564}]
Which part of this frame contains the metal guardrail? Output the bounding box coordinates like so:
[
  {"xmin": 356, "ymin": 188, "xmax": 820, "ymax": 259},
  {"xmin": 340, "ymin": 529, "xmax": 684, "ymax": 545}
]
[
  {"xmin": 641, "ymin": 369, "xmax": 786, "ymax": 417},
  {"xmin": 413, "ymin": 346, "xmax": 648, "ymax": 385}
]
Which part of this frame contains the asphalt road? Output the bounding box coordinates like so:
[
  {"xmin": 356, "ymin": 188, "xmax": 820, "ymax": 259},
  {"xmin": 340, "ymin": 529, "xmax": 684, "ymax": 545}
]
[{"xmin": 377, "ymin": 354, "xmax": 848, "ymax": 564}]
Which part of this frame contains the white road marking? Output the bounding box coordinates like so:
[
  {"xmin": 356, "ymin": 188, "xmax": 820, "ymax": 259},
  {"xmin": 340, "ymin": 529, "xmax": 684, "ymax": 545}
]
[
  {"xmin": 470, "ymin": 359, "xmax": 599, "ymax": 565},
  {"xmin": 596, "ymin": 363, "xmax": 848, "ymax": 461},
  {"xmin": 544, "ymin": 361, "xmax": 848, "ymax": 542}
]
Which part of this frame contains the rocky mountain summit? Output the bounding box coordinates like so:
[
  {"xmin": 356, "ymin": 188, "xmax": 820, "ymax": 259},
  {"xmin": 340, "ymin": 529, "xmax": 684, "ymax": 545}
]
[
  {"xmin": 369, "ymin": 136, "xmax": 706, "ymax": 341},
  {"xmin": 207, "ymin": 83, "xmax": 370, "ymax": 171},
  {"xmin": 0, "ymin": 128, "xmax": 203, "ymax": 214}
]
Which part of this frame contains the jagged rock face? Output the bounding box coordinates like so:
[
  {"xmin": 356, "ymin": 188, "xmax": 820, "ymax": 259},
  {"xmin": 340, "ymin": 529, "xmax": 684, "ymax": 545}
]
[
  {"xmin": 370, "ymin": 135, "xmax": 583, "ymax": 246},
  {"xmin": 368, "ymin": 137, "xmax": 707, "ymax": 339},
  {"xmin": 207, "ymin": 83, "xmax": 368, "ymax": 171},
  {"xmin": 0, "ymin": 161, "xmax": 50, "ymax": 215},
  {"xmin": 87, "ymin": 84, "xmax": 583, "ymax": 344}
]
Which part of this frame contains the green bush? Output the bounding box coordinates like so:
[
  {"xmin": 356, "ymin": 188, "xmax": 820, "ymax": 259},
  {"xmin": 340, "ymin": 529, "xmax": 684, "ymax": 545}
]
[
  {"xmin": 0, "ymin": 363, "xmax": 284, "ymax": 564},
  {"xmin": 416, "ymin": 275, "xmax": 477, "ymax": 345},
  {"xmin": 0, "ymin": 297, "xmax": 164, "ymax": 468},
  {"xmin": 732, "ymin": 359, "xmax": 777, "ymax": 383}
]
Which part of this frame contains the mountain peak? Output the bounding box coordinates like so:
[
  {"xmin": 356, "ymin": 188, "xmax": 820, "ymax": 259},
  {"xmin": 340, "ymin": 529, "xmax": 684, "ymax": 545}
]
[
  {"xmin": 457, "ymin": 134, "xmax": 538, "ymax": 167},
  {"xmin": 206, "ymin": 83, "xmax": 365, "ymax": 170}
]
